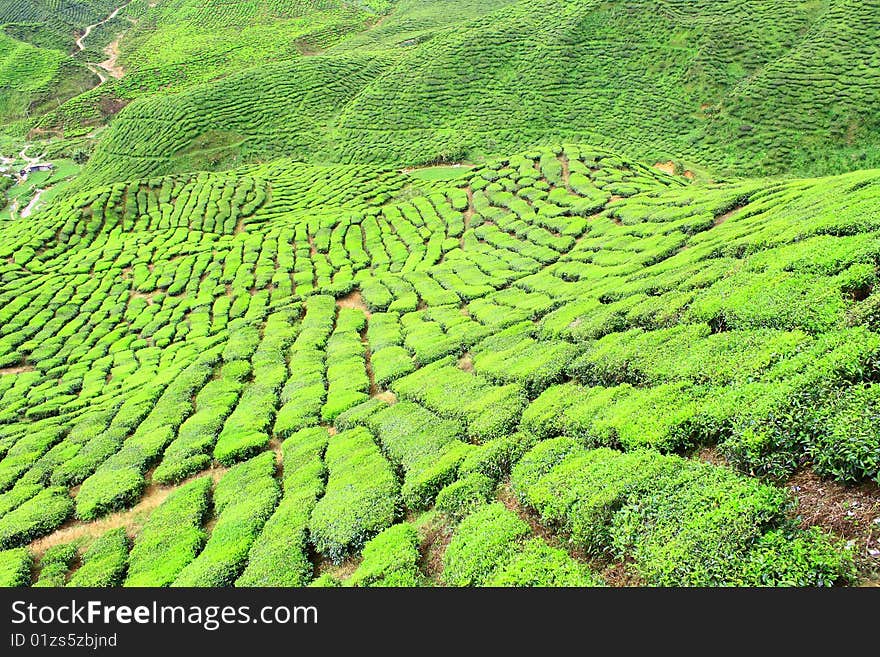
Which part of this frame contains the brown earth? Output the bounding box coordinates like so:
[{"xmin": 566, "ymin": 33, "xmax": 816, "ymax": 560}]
[
  {"xmin": 417, "ymin": 514, "xmax": 454, "ymax": 582},
  {"xmin": 29, "ymin": 466, "xmax": 227, "ymax": 555},
  {"xmin": 786, "ymin": 469, "xmax": 880, "ymax": 575},
  {"xmin": 336, "ymin": 289, "xmax": 371, "ymax": 318},
  {"xmin": 372, "ymin": 390, "xmax": 397, "ymax": 405},
  {"xmin": 0, "ymin": 364, "xmax": 35, "ymax": 375},
  {"xmin": 654, "ymin": 160, "xmax": 696, "ymax": 180},
  {"xmin": 713, "ymin": 204, "xmax": 746, "ymax": 227}
]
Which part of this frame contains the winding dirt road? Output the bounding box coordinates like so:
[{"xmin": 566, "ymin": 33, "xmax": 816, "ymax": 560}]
[
  {"xmin": 11, "ymin": 147, "xmax": 51, "ymax": 219},
  {"xmin": 76, "ymin": 2, "xmax": 134, "ymax": 84},
  {"xmin": 76, "ymin": 2, "xmax": 131, "ymax": 52}
]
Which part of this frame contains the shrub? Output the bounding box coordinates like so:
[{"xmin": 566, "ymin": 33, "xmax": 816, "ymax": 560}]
[
  {"xmin": 77, "ymin": 355, "xmax": 217, "ymax": 519},
  {"xmin": 333, "ymin": 398, "xmax": 388, "ymax": 431},
  {"xmin": 809, "ymin": 385, "xmax": 880, "ymax": 483},
  {"xmin": 435, "ymin": 473, "xmax": 495, "ymax": 521},
  {"xmin": 392, "ymin": 360, "xmax": 526, "ymax": 442},
  {"xmin": 371, "ymin": 346, "xmax": 415, "ymax": 386},
  {"xmin": 309, "ymin": 427, "xmax": 399, "ymax": 562},
  {"xmin": 486, "ymin": 538, "xmax": 602, "ymax": 587},
  {"xmin": 153, "ymin": 378, "xmax": 242, "ymax": 484},
  {"xmin": 236, "ymin": 428, "xmax": 328, "ymax": 586},
  {"xmin": 308, "ymin": 573, "xmax": 341, "ymax": 588},
  {"xmin": 458, "ymin": 433, "xmax": 540, "ymax": 483},
  {"xmin": 442, "ymin": 503, "xmax": 529, "ymax": 586},
  {"xmin": 0, "ymin": 426, "xmax": 64, "ymax": 491},
  {"xmin": 348, "ymin": 523, "xmax": 422, "ymax": 587},
  {"xmin": 0, "ymin": 486, "xmax": 73, "ymax": 549},
  {"xmin": 401, "ymin": 441, "xmax": 473, "ymax": 509},
  {"xmin": 0, "ymin": 548, "xmax": 31, "ymax": 587},
  {"xmin": 512, "ymin": 441, "xmax": 853, "ymax": 585},
  {"xmin": 742, "ymin": 528, "xmax": 856, "ymax": 587},
  {"xmin": 68, "ymin": 528, "xmax": 129, "ymax": 587},
  {"xmin": 0, "ymin": 483, "xmax": 41, "ymax": 517},
  {"xmin": 367, "ymin": 402, "xmax": 466, "ymax": 509},
  {"xmin": 124, "ymin": 477, "xmax": 212, "ymax": 586},
  {"xmin": 173, "ymin": 453, "xmax": 279, "ymax": 586},
  {"xmin": 33, "ymin": 543, "xmax": 77, "ymax": 587}
]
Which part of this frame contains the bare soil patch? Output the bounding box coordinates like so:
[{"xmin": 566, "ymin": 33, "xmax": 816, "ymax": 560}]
[
  {"xmin": 653, "ymin": 161, "xmax": 696, "ymax": 180},
  {"xmin": 653, "ymin": 161, "xmax": 676, "ymax": 176},
  {"xmin": 0, "ymin": 364, "xmax": 34, "ymax": 375},
  {"xmin": 786, "ymin": 469, "xmax": 880, "ymax": 574},
  {"xmin": 315, "ymin": 554, "xmax": 360, "ymax": 580},
  {"xmin": 98, "ymin": 37, "xmax": 125, "ymax": 79},
  {"xmin": 460, "ymin": 188, "xmax": 475, "ymax": 249},
  {"xmin": 418, "ymin": 514, "xmax": 454, "ymax": 582},
  {"xmin": 713, "ymin": 204, "xmax": 746, "ymax": 227},
  {"xmin": 558, "ymin": 154, "xmax": 571, "ymax": 188},
  {"xmin": 99, "ymin": 96, "xmax": 130, "ymax": 119},
  {"xmin": 336, "ymin": 289, "xmax": 371, "ymax": 318},
  {"xmin": 130, "ymin": 290, "xmax": 155, "ymax": 305},
  {"xmin": 29, "ymin": 466, "xmax": 226, "ymax": 556},
  {"xmin": 373, "ymin": 390, "xmax": 397, "ymax": 405},
  {"xmin": 694, "ymin": 445, "xmax": 728, "ymax": 467}
]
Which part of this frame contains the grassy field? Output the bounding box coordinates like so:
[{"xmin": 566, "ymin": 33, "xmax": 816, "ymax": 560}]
[{"xmin": 0, "ymin": 0, "xmax": 878, "ymax": 588}]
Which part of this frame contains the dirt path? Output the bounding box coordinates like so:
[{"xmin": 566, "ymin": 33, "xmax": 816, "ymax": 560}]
[
  {"xmin": 713, "ymin": 202, "xmax": 748, "ymax": 227},
  {"xmin": 0, "ymin": 364, "xmax": 34, "ymax": 375},
  {"xmin": 29, "ymin": 466, "xmax": 226, "ymax": 556},
  {"xmin": 653, "ymin": 160, "xmax": 696, "ymax": 180},
  {"xmin": 13, "ymin": 147, "xmax": 52, "ymax": 219},
  {"xmin": 558, "ymin": 154, "xmax": 571, "ymax": 189},
  {"xmin": 76, "ymin": 2, "xmax": 134, "ymax": 84},
  {"xmin": 86, "ymin": 64, "xmax": 108, "ymax": 85},
  {"xmin": 20, "ymin": 188, "xmax": 47, "ymax": 218},
  {"xmin": 75, "ymin": 2, "xmax": 132, "ymax": 52},
  {"xmin": 496, "ymin": 484, "xmax": 644, "ymax": 586},
  {"xmin": 336, "ymin": 288, "xmax": 371, "ymax": 318},
  {"xmin": 653, "ymin": 160, "xmax": 676, "ymax": 176},
  {"xmin": 96, "ymin": 36, "xmax": 125, "ymax": 79},
  {"xmin": 460, "ymin": 186, "xmax": 475, "ymax": 249}
]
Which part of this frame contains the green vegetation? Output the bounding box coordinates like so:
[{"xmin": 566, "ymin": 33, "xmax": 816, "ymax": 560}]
[
  {"xmin": 236, "ymin": 427, "xmax": 327, "ymax": 586},
  {"xmin": 33, "ymin": 543, "xmax": 76, "ymax": 587},
  {"xmin": 124, "ymin": 477, "xmax": 211, "ymax": 587},
  {"xmin": 442, "ymin": 503, "xmax": 600, "ymax": 587},
  {"xmin": 0, "ymin": 486, "xmax": 72, "ymax": 549},
  {"xmin": 172, "ymin": 453, "xmax": 279, "ymax": 586},
  {"xmin": 67, "ymin": 528, "xmax": 129, "ymax": 587},
  {"xmin": 511, "ymin": 440, "xmax": 854, "ymax": 586},
  {"xmin": 347, "ymin": 523, "xmax": 423, "ymax": 587},
  {"xmin": 0, "ymin": 547, "xmax": 31, "ymax": 587},
  {"xmin": 0, "ymin": 0, "xmax": 878, "ymax": 589},
  {"xmin": 309, "ymin": 426, "xmax": 399, "ymax": 562}
]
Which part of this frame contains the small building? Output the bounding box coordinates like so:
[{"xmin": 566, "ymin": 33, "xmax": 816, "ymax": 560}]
[{"xmin": 19, "ymin": 163, "xmax": 54, "ymax": 177}]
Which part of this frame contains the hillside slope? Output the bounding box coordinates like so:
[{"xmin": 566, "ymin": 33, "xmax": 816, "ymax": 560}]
[
  {"xmin": 2, "ymin": 0, "xmax": 880, "ymax": 589},
  {"xmin": 0, "ymin": 145, "xmax": 878, "ymax": 585},
  {"xmin": 61, "ymin": 0, "xmax": 880, "ymax": 185}
]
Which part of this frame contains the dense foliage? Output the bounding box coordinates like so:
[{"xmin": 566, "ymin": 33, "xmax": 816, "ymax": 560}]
[{"xmin": 0, "ymin": 0, "xmax": 878, "ymax": 588}]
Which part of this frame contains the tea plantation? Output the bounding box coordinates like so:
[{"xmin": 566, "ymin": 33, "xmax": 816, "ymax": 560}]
[{"xmin": 0, "ymin": 0, "xmax": 879, "ymax": 588}]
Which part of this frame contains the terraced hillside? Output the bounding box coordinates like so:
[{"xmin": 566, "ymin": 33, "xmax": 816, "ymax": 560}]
[
  {"xmin": 67, "ymin": 0, "xmax": 880, "ymax": 183},
  {"xmin": 1, "ymin": 146, "xmax": 878, "ymax": 587},
  {"xmin": 1, "ymin": 0, "xmax": 880, "ymax": 590},
  {"xmin": 0, "ymin": 0, "xmax": 877, "ymax": 180},
  {"xmin": 0, "ymin": 0, "xmax": 118, "ymax": 51}
]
